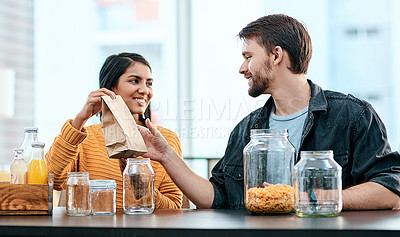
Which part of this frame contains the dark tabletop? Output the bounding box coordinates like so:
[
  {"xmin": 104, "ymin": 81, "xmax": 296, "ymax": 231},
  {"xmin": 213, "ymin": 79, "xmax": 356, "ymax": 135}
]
[{"xmin": 1, "ymin": 207, "xmax": 400, "ymax": 237}]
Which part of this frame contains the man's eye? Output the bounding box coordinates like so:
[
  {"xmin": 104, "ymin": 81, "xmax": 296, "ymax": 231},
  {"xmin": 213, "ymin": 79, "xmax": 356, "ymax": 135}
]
[
  {"xmin": 147, "ymin": 82, "xmax": 153, "ymax": 86},
  {"xmin": 246, "ymin": 56, "xmax": 252, "ymax": 60},
  {"xmin": 130, "ymin": 80, "xmax": 138, "ymax": 83}
]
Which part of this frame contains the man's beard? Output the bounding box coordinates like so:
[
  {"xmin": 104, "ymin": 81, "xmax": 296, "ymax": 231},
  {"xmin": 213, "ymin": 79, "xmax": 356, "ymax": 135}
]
[{"xmin": 248, "ymin": 59, "xmax": 272, "ymax": 98}]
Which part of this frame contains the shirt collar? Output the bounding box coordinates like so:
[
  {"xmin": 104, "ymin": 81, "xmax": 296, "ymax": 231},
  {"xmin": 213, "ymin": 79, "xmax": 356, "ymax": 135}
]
[
  {"xmin": 256, "ymin": 79, "xmax": 327, "ymax": 121},
  {"xmin": 307, "ymin": 79, "xmax": 328, "ymax": 112}
]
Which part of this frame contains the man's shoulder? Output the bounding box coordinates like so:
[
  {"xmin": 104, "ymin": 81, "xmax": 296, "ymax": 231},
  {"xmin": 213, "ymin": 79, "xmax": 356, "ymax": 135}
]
[{"xmin": 323, "ymin": 89, "xmax": 371, "ymax": 111}]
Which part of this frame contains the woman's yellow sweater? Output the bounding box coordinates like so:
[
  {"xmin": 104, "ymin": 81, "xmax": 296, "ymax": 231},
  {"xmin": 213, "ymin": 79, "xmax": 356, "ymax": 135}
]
[{"xmin": 45, "ymin": 119, "xmax": 182, "ymax": 209}]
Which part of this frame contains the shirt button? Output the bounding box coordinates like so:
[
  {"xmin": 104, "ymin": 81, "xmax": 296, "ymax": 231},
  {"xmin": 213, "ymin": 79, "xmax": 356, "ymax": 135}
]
[
  {"xmin": 238, "ymin": 174, "xmax": 242, "ymax": 177},
  {"xmin": 254, "ymin": 124, "xmax": 259, "ymax": 128}
]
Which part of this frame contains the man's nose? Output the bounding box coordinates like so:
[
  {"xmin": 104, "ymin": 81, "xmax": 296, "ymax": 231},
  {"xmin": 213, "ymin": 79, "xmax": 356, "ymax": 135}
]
[{"xmin": 239, "ymin": 61, "xmax": 248, "ymax": 74}]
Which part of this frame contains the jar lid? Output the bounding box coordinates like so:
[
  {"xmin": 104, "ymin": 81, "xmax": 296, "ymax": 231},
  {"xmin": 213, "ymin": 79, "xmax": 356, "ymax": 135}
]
[
  {"xmin": 250, "ymin": 129, "xmax": 288, "ymax": 136},
  {"xmin": 90, "ymin": 179, "xmax": 116, "ymax": 189},
  {"xmin": 68, "ymin": 172, "xmax": 89, "ymax": 177},
  {"xmin": 300, "ymin": 150, "xmax": 333, "ymax": 159},
  {"xmin": 127, "ymin": 158, "xmax": 150, "ymax": 164}
]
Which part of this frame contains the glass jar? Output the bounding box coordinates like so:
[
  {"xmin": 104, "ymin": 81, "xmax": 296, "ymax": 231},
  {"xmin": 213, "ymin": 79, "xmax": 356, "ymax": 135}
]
[
  {"xmin": 10, "ymin": 148, "xmax": 28, "ymax": 184},
  {"xmin": 123, "ymin": 158, "xmax": 154, "ymax": 214},
  {"xmin": 67, "ymin": 172, "xmax": 91, "ymax": 216},
  {"xmin": 243, "ymin": 129, "xmax": 295, "ymax": 215},
  {"xmin": 90, "ymin": 179, "xmax": 116, "ymax": 215},
  {"xmin": 293, "ymin": 151, "xmax": 342, "ymax": 217},
  {"xmin": 27, "ymin": 142, "xmax": 48, "ymax": 184},
  {"xmin": 20, "ymin": 127, "xmax": 38, "ymax": 163}
]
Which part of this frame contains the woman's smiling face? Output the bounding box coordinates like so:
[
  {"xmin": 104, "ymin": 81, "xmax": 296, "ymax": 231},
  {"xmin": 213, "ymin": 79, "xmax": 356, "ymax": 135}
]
[{"xmin": 112, "ymin": 61, "xmax": 153, "ymax": 122}]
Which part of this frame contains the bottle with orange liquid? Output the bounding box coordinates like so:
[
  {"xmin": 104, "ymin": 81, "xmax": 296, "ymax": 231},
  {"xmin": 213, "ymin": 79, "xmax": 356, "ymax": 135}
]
[{"xmin": 27, "ymin": 142, "xmax": 48, "ymax": 184}]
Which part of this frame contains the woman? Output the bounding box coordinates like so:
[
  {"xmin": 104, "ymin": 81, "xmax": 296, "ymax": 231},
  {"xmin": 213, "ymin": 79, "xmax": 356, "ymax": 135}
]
[{"xmin": 46, "ymin": 52, "xmax": 183, "ymax": 209}]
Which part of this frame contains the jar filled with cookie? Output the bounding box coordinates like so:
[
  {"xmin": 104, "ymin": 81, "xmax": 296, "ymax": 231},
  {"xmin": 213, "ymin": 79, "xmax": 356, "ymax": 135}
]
[{"xmin": 243, "ymin": 129, "xmax": 295, "ymax": 215}]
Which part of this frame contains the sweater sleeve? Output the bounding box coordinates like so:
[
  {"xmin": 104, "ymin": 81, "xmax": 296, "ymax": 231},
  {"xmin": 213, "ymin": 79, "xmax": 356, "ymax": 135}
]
[
  {"xmin": 45, "ymin": 119, "xmax": 88, "ymax": 190},
  {"xmin": 153, "ymin": 127, "xmax": 184, "ymax": 209}
]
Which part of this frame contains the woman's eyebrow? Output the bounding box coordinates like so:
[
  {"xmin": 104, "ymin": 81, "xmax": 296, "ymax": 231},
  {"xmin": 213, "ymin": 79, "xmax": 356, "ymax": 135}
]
[
  {"xmin": 127, "ymin": 75, "xmax": 153, "ymax": 81},
  {"xmin": 127, "ymin": 75, "xmax": 142, "ymax": 79}
]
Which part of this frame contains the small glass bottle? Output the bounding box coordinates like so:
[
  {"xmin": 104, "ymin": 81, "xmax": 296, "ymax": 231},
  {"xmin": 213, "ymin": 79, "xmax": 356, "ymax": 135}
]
[
  {"xmin": 123, "ymin": 158, "xmax": 154, "ymax": 214},
  {"xmin": 90, "ymin": 179, "xmax": 116, "ymax": 215},
  {"xmin": 10, "ymin": 148, "xmax": 28, "ymax": 184},
  {"xmin": 243, "ymin": 129, "xmax": 295, "ymax": 215},
  {"xmin": 67, "ymin": 172, "xmax": 91, "ymax": 216},
  {"xmin": 27, "ymin": 142, "xmax": 48, "ymax": 184},
  {"xmin": 20, "ymin": 127, "xmax": 39, "ymax": 163},
  {"xmin": 293, "ymin": 150, "xmax": 342, "ymax": 217}
]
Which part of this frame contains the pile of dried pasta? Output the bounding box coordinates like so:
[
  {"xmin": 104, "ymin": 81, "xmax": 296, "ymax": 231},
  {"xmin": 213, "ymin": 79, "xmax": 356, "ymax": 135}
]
[{"xmin": 246, "ymin": 184, "xmax": 294, "ymax": 214}]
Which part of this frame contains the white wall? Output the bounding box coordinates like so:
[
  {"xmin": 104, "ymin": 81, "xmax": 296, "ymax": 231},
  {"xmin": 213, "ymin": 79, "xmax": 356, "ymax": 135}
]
[
  {"xmin": 34, "ymin": 0, "xmax": 98, "ymax": 149},
  {"xmin": 188, "ymin": 0, "xmax": 330, "ymax": 158},
  {"xmin": 34, "ymin": 0, "xmax": 179, "ymax": 151},
  {"xmin": 34, "ymin": 0, "xmax": 400, "ymax": 159}
]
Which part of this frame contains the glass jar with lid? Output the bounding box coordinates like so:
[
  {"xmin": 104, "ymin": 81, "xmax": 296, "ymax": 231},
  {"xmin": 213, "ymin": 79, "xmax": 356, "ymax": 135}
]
[
  {"xmin": 123, "ymin": 158, "xmax": 154, "ymax": 214},
  {"xmin": 90, "ymin": 179, "xmax": 116, "ymax": 215},
  {"xmin": 67, "ymin": 172, "xmax": 91, "ymax": 216},
  {"xmin": 293, "ymin": 150, "xmax": 342, "ymax": 217},
  {"xmin": 243, "ymin": 129, "xmax": 295, "ymax": 215}
]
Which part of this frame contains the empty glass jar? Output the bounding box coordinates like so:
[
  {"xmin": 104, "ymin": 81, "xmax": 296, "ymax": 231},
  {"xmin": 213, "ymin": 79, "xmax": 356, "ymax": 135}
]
[
  {"xmin": 67, "ymin": 172, "xmax": 90, "ymax": 216},
  {"xmin": 293, "ymin": 150, "xmax": 342, "ymax": 217},
  {"xmin": 243, "ymin": 129, "xmax": 295, "ymax": 215},
  {"xmin": 123, "ymin": 158, "xmax": 154, "ymax": 214},
  {"xmin": 90, "ymin": 180, "xmax": 116, "ymax": 215}
]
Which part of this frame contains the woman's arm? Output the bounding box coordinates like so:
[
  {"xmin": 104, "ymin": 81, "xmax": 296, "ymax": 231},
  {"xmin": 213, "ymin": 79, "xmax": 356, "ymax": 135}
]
[
  {"xmin": 47, "ymin": 89, "xmax": 116, "ymax": 190},
  {"xmin": 45, "ymin": 119, "xmax": 87, "ymax": 190}
]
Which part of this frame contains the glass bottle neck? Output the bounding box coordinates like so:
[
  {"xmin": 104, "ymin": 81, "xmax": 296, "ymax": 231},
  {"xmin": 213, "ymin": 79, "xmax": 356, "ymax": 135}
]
[
  {"xmin": 21, "ymin": 132, "xmax": 38, "ymax": 147},
  {"xmin": 13, "ymin": 149, "xmax": 25, "ymax": 160},
  {"xmin": 31, "ymin": 147, "xmax": 44, "ymax": 160}
]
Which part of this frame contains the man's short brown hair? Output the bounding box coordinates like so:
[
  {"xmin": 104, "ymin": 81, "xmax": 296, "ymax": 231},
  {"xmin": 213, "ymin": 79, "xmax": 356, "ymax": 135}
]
[{"xmin": 238, "ymin": 14, "xmax": 312, "ymax": 74}]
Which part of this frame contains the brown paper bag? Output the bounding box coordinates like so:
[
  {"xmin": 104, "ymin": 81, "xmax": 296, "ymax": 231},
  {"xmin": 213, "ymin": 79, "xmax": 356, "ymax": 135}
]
[{"xmin": 101, "ymin": 95, "xmax": 147, "ymax": 158}]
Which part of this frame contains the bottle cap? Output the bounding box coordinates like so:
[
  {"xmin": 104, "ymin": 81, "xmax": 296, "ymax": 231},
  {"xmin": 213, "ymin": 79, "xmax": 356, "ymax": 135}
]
[
  {"xmin": 14, "ymin": 148, "xmax": 24, "ymax": 153},
  {"xmin": 24, "ymin": 127, "xmax": 38, "ymax": 133},
  {"xmin": 31, "ymin": 142, "xmax": 45, "ymax": 148}
]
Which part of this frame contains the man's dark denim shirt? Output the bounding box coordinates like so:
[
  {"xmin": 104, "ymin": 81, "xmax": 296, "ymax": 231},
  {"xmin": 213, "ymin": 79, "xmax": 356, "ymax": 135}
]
[{"xmin": 210, "ymin": 79, "xmax": 400, "ymax": 209}]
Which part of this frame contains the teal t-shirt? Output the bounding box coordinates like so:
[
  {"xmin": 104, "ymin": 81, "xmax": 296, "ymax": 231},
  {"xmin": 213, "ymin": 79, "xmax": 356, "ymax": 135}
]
[{"xmin": 269, "ymin": 106, "xmax": 308, "ymax": 159}]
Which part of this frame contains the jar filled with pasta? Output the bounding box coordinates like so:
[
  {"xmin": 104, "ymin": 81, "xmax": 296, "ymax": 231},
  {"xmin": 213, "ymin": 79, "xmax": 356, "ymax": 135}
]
[{"xmin": 243, "ymin": 129, "xmax": 295, "ymax": 215}]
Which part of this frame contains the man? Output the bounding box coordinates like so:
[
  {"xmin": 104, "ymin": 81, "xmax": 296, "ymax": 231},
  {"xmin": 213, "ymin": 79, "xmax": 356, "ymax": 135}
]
[{"xmin": 137, "ymin": 14, "xmax": 400, "ymax": 210}]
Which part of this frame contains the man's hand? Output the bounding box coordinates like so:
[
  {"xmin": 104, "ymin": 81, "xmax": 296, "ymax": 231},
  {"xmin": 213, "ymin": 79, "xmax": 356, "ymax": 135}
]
[{"xmin": 136, "ymin": 119, "xmax": 173, "ymax": 165}]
